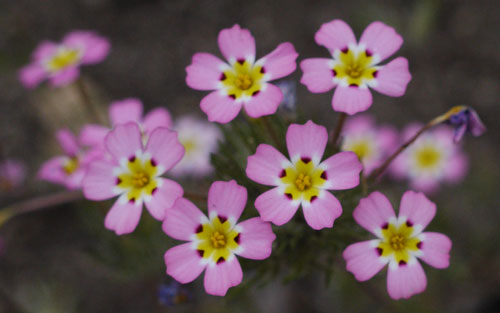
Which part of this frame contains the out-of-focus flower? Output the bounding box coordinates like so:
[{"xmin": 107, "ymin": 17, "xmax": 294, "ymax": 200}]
[
  {"xmin": 0, "ymin": 159, "xmax": 26, "ymax": 192},
  {"xmin": 341, "ymin": 115, "xmax": 397, "ymax": 174},
  {"xmin": 276, "ymin": 80, "xmax": 297, "ymax": 112},
  {"xmin": 38, "ymin": 129, "xmax": 100, "ymax": 190},
  {"xmin": 437, "ymin": 106, "xmax": 486, "ymax": 142},
  {"xmin": 82, "ymin": 122, "xmax": 184, "ymax": 235},
  {"xmin": 300, "ymin": 20, "xmax": 411, "ymax": 115},
  {"xmin": 157, "ymin": 281, "xmax": 190, "ymax": 306},
  {"xmin": 391, "ymin": 124, "xmax": 467, "ymax": 192},
  {"xmin": 163, "ymin": 180, "xmax": 276, "ymax": 296},
  {"xmin": 343, "ymin": 191, "xmax": 451, "ymax": 300},
  {"xmin": 246, "ymin": 121, "xmax": 362, "ymax": 230},
  {"xmin": 186, "ymin": 24, "xmax": 298, "ymax": 123},
  {"xmin": 80, "ymin": 98, "xmax": 172, "ymax": 148},
  {"xmin": 19, "ymin": 30, "xmax": 110, "ymax": 88},
  {"xmin": 170, "ymin": 116, "xmax": 221, "ymax": 177}
]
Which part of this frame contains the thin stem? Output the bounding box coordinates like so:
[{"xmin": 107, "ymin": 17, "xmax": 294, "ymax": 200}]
[
  {"xmin": 76, "ymin": 79, "xmax": 105, "ymax": 124},
  {"xmin": 330, "ymin": 112, "xmax": 347, "ymax": 148}
]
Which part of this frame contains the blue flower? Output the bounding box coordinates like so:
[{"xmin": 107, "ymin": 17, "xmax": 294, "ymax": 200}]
[{"xmin": 444, "ymin": 106, "xmax": 486, "ymax": 142}]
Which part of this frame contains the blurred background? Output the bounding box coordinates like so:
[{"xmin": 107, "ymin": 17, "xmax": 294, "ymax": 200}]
[{"xmin": 0, "ymin": 0, "xmax": 499, "ymax": 312}]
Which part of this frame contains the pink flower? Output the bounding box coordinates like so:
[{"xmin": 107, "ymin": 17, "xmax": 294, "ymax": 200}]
[
  {"xmin": 80, "ymin": 98, "xmax": 172, "ymax": 148},
  {"xmin": 82, "ymin": 122, "xmax": 184, "ymax": 235},
  {"xmin": 169, "ymin": 116, "xmax": 222, "ymax": 177},
  {"xmin": 38, "ymin": 129, "xmax": 99, "ymax": 190},
  {"xmin": 246, "ymin": 121, "xmax": 362, "ymax": 230},
  {"xmin": 186, "ymin": 24, "xmax": 299, "ymax": 123},
  {"xmin": 300, "ymin": 20, "xmax": 412, "ymax": 115},
  {"xmin": 340, "ymin": 115, "xmax": 397, "ymax": 174},
  {"xmin": 163, "ymin": 180, "xmax": 276, "ymax": 296},
  {"xmin": 0, "ymin": 159, "xmax": 26, "ymax": 192},
  {"xmin": 391, "ymin": 124, "xmax": 468, "ymax": 192},
  {"xmin": 19, "ymin": 30, "xmax": 110, "ymax": 88},
  {"xmin": 343, "ymin": 191, "xmax": 452, "ymax": 300}
]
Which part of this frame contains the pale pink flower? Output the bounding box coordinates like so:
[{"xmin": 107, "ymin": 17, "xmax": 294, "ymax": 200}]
[
  {"xmin": 163, "ymin": 180, "xmax": 276, "ymax": 296},
  {"xmin": 82, "ymin": 122, "xmax": 184, "ymax": 235},
  {"xmin": 391, "ymin": 124, "xmax": 468, "ymax": 192},
  {"xmin": 246, "ymin": 121, "xmax": 362, "ymax": 230},
  {"xmin": 341, "ymin": 115, "xmax": 397, "ymax": 174},
  {"xmin": 19, "ymin": 30, "xmax": 110, "ymax": 88},
  {"xmin": 343, "ymin": 191, "xmax": 451, "ymax": 300},
  {"xmin": 0, "ymin": 159, "xmax": 26, "ymax": 192},
  {"xmin": 186, "ymin": 24, "xmax": 299, "ymax": 123},
  {"xmin": 300, "ymin": 20, "xmax": 411, "ymax": 115}
]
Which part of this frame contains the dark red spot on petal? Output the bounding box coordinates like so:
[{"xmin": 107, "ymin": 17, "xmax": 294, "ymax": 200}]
[
  {"xmin": 237, "ymin": 58, "xmax": 245, "ymax": 65},
  {"xmin": 129, "ymin": 197, "xmax": 136, "ymax": 203},
  {"xmin": 234, "ymin": 234, "xmax": 240, "ymax": 244},
  {"xmin": 406, "ymin": 220, "xmax": 413, "ymax": 227},
  {"xmin": 399, "ymin": 260, "xmax": 407, "ymax": 266},
  {"xmin": 115, "ymin": 178, "xmax": 122, "ymax": 185},
  {"xmin": 320, "ymin": 171, "xmax": 327, "ymax": 180},
  {"xmin": 301, "ymin": 157, "xmax": 311, "ymax": 164},
  {"xmin": 310, "ymin": 195, "xmax": 318, "ymax": 203},
  {"xmin": 218, "ymin": 215, "xmax": 227, "ymax": 223},
  {"xmin": 150, "ymin": 159, "xmax": 157, "ymax": 167},
  {"xmin": 252, "ymin": 90, "xmax": 260, "ymax": 97},
  {"xmin": 279, "ymin": 169, "xmax": 286, "ymax": 178},
  {"xmin": 285, "ymin": 193, "xmax": 293, "ymax": 200},
  {"xmin": 376, "ymin": 247, "xmax": 383, "ymax": 256},
  {"xmin": 217, "ymin": 257, "xmax": 225, "ymax": 264},
  {"xmin": 349, "ymin": 84, "xmax": 358, "ymax": 88},
  {"xmin": 195, "ymin": 224, "xmax": 203, "ymax": 233},
  {"xmin": 332, "ymin": 69, "xmax": 337, "ymax": 76},
  {"xmin": 382, "ymin": 222, "xmax": 389, "ymax": 229},
  {"xmin": 260, "ymin": 67, "xmax": 266, "ymax": 74},
  {"xmin": 129, "ymin": 156, "xmax": 136, "ymax": 162},
  {"xmin": 373, "ymin": 70, "xmax": 378, "ymax": 78},
  {"xmin": 417, "ymin": 242, "xmax": 423, "ymax": 249},
  {"xmin": 197, "ymin": 249, "xmax": 204, "ymax": 257},
  {"xmin": 365, "ymin": 49, "xmax": 373, "ymax": 57},
  {"xmin": 220, "ymin": 73, "xmax": 226, "ymax": 81},
  {"xmin": 341, "ymin": 47, "xmax": 348, "ymax": 53},
  {"xmin": 229, "ymin": 94, "xmax": 236, "ymax": 100},
  {"xmin": 151, "ymin": 187, "xmax": 158, "ymax": 195}
]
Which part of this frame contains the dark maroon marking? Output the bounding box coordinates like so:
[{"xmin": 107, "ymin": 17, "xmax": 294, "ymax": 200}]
[
  {"xmin": 237, "ymin": 58, "xmax": 245, "ymax": 64},
  {"xmin": 349, "ymin": 83, "xmax": 358, "ymax": 88},
  {"xmin": 129, "ymin": 197, "xmax": 136, "ymax": 203},
  {"xmin": 279, "ymin": 169, "xmax": 287, "ymax": 178},
  {"xmin": 217, "ymin": 257, "xmax": 226, "ymax": 264},
  {"xmin": 129, "ymin": 156, "xmax": 136, "ymax": 162},
  {"xmin": 151, "ymin": 187, "xmax": 158, "ymax": 195},
  {"xmin": 197, "ymin": 249, "xmax": 204, "ymax": 257},
  {"xmin": 341, "ymin": 47, "xmax": 348, "ymax": 53},
  {"xmin": 365, "ymin": 49, "xmax": 373, "ymax": 57},
  {"xmin": 376, "ymin": 247, "xmax": 383, "ymax": 256},
  {"xmin": 373, "ymin": 70, "xmax": 378, "ymax": 78},
  {"xmin": 320, "ymin": 171, "xmax": 327, "ymax": 180},
  {"xmin": 332, "ymin": 69, "xmax": 337, "ymax": 76},
  {"xmin": 218, "ymin": 215, "xmax": 227, "ymax": 223},
  {"xmin": 229, "ymin": 94, "xmax": 236, "ymax": 100},
  {"xmin": 285, "ymin": 193, "xmax": 293, "ymax": 200},
  {"xmin": 381, "ymin": 222, "xmax": 389, "ymax": 229},
  {"xmin": 406, "ymin": 220, "xmax": 413, "ymax": 227},
  {"xmin": 150, "ymin": 159, "xmax": 157, "ymax": 167},
  {"xmin": 310, "ymin": 195, "xmax": 318, "ymax": 203},
  {"xmin": 260, "ymin": 67, "xmax": 266, "ymax": 73},
  {"xmin": 301, "ymin": 157, "xmax": 311, "ymax": 164},
  {"xmin": 399, "ymin": 260, "xmax": 407, "ymax": 266},
  {"xmin": 417, "ymin": 242, "xmax": 423, "ymax": 249},
  {"xmin": 115, "ymin": 178, "xmax": 122, "ymax": 185},
  {"xmin": 234, "ymin": 234, "xmax": 240, "ymax": 244},
  {"xmin": 195, "ymin": 224, "xmax": 203, "ymax": 233},
  {"xmin": 220, "ymin": 73, "xmax": 226, "ymax": 81},
  {"xmin": 252, "ymin": 90, "xmax": 260, "ymax": 97}
]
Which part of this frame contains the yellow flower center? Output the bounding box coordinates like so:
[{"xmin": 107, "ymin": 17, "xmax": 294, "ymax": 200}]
[
  {"xmin": 377, "ymin": 222, "xmax": 421, "ymax": 264},
  {"xmin": 234, "ymin": 73, "xmax": 253, "ymax": 90},
  {"xmin": 415, "ymin": 146, "xmax": 441, "ymax": 169},
  {"xmin": 280, "ymin": 158, "xmax": 327, "ymax": 201},
  {"xmin": 333, "ymin": 49, "xmax": 377, "ymax": 87},
  {"xmin": 295, "ymin": 173, "xmax": 312, "ymax": 191},
  {"xmin": 116, "ymin": 157, "xmax": 159, "ymax": 202},
  {"xmin": 132, "ymin": 171, "xmax": 149, "ymax": 188},
  {"xmin": 345, "ymin": 64, "xmax": 363, "ymax": 79},
  {"xmin": 390, "ymin": 234, "xmax": 405, "ymax": 250},
  {"xmin": 196, "ymin": 216, "xmax": 240, "ymax": 263},
  {"xmin": 182, "ymin": 139, "xmax": 196, "ymax": 156},
  {"xmin": 46, "ymin": 48, "xmax": 80, "ymax": 72},
  {"xmin": 63, "ymin": 157, "xmax": 79, "ymax": 175},
  {"xmin": 220, "ymin": 60, "xmax": 265, "ymax": 99},
  {"xmin": 210, "ymin": 231, "xmax": 226, "ymax": 248}
]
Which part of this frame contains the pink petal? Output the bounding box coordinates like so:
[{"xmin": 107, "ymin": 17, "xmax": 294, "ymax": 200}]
[
  {"xmin": 208, "ymin": 180, "xmax": 247, "ymax": 222},
  {"xmin": 419, "ymin": 232, "xmax": 452, "ymax": 269},
  {"xmin": 372, "ymin": 57, "xmax": 411, "ymax": 97},
  {"xmin": 246, "ymin": 144, "xmax": 289, "ymax": 186},
  {"xmin": 343, "ymin": 240, "xmax": 388, "ymax": 281},
  {"xmin": 286, "ymin": 120, "xmax": 328, "ymax": 163},
  {"xmin": 343, "ymin": 114, "xmax": 375, "ymax": 134},
  {"xmin": 204, "ymin": 258, "xmax": 243, "ymax": 296},
  {"xmin": 105, "ymin": 122, "xmax": 142, "ymax": 160},
  {"xmin": 299, "ymin": 58, "xmax": 336, "ymax": 93},
  {"xmin": 302, "ymin": 191, "xmax": 342, "ymax": 230},
  {"xmin": 259, "ymin": 42, "xmax": 298, "ymax": 81},
  {"xmin": 165, "ymin": 243, "xmax": 206, "ymax": 284},
  {"xmin": 142, "ymin": 108, "xmax": 173, "ymax": 134},
  {"xmin": 109, "ymin": 98, "xmax": 143, "ymax": 126},
  {"xmin": 243, "ymin": 83, "xmax": 282, "ymax": 118},
  {"xmin": 38, "ymin": 157, "xmax": 67, "ymax": 186},
  {"xmin": 321, "ymin": 151, "xmax": 362, "ymax": 190},
  {"xmin": 314, "ymin": 19, "xmax": 357, "ymax": 53},
  {"xmin": 49, "ymin": 66, "xmax": 80, "ymax": 86},
  {"xmin": 56, "ymin": 128, "xmax": 79, "ymax": 156},
  {"xmin": 217, "ymin": 24, "xmax": 255, "ymax": 62},
  {"xmin": 82, "ymin": 159, "xmax": 117, "ymax": 200},
  {"xmin": 411, "ymin": 178, "xmax": 439, "ymax": 194},
  {"xmin": 104, "ymin": 198, "xmax": 143, "ymax": 235},
  {"xmin": 200, "ymin": 91, "xmax": 243, "ymax": 123},
  {"xmin": 254, "ymin": 187, "xmax": 300, "ymax": 226},
  {"xmin": 18, "ymin": 64, "xmax": 47, "ymax": 89},
  {"xmin": 63, "ymin": 31, "xmax": 110, "ymax": 64},
  {"xmin": 332, "ymin": 86, "xmax": 373, "ymax": 115},
  {"xmin": 145, "ymin": 178, "xmax": 183, "ymax": 220},
  {"xmin": 163, "ymin": 198, "xmax": 206, "ymax": 241},
  {"xmin": 32, "ymin": 41, "xmax": 58, "ymax": 61},
  {"xmin": 79, "ymin": 124, "xmax": 109, "ymax": 147},
  {"xmin": 443, "ymin": 154, "xmax": 467, "ymax": 183},
  {"xmin": 236, "ymin": 217, "xmax": 276, "ymax": 260},
  {"xmin": 359, "ymin": 21, "xmax": 403, "ymax": 62},
  {"xmin": 145, "ymin": 127, "xmax": 184, "ymax": 174},
  {"xmin": 186, "ymin": 52, "xmax": 226, "ymax": 90},
  {"xmin": 399, "ymin": 191, "xmax": 436, "ymax": 231},
  {"xmin": 353, "ymin": 191, "xmax": 396, "ymax": 235},
  {"xmin": 387, "ymin": 260, "xmax": 427, "ymax": 300}
]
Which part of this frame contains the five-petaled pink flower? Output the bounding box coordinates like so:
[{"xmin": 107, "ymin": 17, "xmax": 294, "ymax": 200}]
[
  {"xmin": 19, "ymin": 30, "xmax": 110, "ymax": 88},
  {"xmin": 300, "ymin": 20, "xmax": 412, "ymax": 115},
  {"xmin": 163, "ymin": 180, "xmax": 276, "ymax": 296},
  {"xmin": 80, "ymin": 97, "xmax": 172, "ymax": 148},
  {"xmin": 246, "ymin": 120, "xmax": 362, "ymax": 230},
  {"xmin": 39, "ymin": 128, "xmax": 100, "ymax": 190},
  {"xmin": 186, "ymin": 24, "xmax": 299, "ymax": 123},
  {"xmin": 343, "ymin": 191, "xmax": 452, "ymax": 300},
  {"xmin": 82, "ymin": 122, "xmax": 184, "ymax": 235}
]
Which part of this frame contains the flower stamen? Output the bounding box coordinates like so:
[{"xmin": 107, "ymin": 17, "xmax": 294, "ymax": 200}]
[
  {"xmin": 210, "ymin": 231, "xmax": 226, "ymax": 248},
  {"xmin": 295, "ymin": 173, "xmax": 312, "ymax": 191},
  {"xmin": 132, "ymin": 172, "xmax": 149, "ymax": 188},
  {"xmin": 234, "ymin": 73, "xmax": 253, "ymax": 90}
]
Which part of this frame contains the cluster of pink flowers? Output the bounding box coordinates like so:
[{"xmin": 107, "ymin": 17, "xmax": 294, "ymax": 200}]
[{"xmin": 21, "ymin": 18, "xmax": 486, "ymax": 300}]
